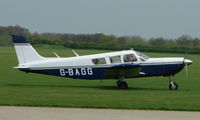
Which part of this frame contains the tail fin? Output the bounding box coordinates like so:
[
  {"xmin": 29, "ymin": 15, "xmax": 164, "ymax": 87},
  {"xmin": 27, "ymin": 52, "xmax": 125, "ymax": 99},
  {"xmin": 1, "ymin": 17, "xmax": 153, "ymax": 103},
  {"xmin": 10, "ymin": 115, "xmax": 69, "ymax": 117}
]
[{"xmin": 12, "ymin": 35, "xmax": 44, "ymax": 64}]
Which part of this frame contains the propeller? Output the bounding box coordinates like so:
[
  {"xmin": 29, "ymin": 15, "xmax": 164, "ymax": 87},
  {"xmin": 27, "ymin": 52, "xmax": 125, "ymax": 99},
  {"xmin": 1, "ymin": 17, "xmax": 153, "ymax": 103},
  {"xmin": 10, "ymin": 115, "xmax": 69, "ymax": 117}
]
[
  {"xmin": 185, "ymin": 62, "xmax": 188, "ymax": 80},
  {"xmin": 184, "ymin": 46, "xmax": 192, "ymax": 80},
  {"xmin": 185, "ymin": 46, "xmax": 188, "ymax": 59},
  {"xmin": 185, "ymin": 47, "xmax": 188, "ymax": 80},
  {"xmin": 184, "ymin": 58, "xmax": 192, "ymax": 80}
]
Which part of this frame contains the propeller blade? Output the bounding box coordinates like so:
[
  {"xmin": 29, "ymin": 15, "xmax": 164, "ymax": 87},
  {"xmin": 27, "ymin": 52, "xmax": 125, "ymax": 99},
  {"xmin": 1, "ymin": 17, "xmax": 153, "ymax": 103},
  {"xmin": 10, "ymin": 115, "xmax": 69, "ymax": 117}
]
[
  {"xmin": 184, "ymin": 43, "xmax": 188, "ymax": 80},
  {"xmin": 185, "ymin": 63, "xmax": 188, "ymax": 80},
  {"xmin": 185, "ymin": 47, "xmax": 188, "ymax": 59}
]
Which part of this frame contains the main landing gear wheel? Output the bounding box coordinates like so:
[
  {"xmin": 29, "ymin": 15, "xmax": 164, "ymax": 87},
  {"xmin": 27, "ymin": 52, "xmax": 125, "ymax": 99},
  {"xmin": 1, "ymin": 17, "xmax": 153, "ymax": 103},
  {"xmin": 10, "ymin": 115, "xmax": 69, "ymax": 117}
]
[
  {"xmin": 116, "ymin": 80, "xmax": 128, "ymax": 89},
  {"xmin": 168, "ymin": 76, "xmax": 178, "ymax": 90},
  {"xmin": 169, "ymin": 82, "xmax": 178, "ymax": 90}
]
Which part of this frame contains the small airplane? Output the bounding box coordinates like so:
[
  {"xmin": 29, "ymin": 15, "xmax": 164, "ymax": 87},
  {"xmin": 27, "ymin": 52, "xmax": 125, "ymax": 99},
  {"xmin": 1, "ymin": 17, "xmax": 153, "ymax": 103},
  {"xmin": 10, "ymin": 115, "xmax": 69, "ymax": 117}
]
[{"xmin": 12, "ymin": 34, "xmax": 192, "ymax": 90}]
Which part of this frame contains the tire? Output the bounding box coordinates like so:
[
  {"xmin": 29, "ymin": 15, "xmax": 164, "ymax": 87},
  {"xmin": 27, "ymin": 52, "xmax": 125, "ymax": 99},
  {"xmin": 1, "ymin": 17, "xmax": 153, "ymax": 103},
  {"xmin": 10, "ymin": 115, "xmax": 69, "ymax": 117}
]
[
  {"xmin": 169, "ymin": 82, "xmax": 178, "ymax": 90},
  {"xmin": 119, "ymin": 81, "xmax": 128, "ymax": 89}
]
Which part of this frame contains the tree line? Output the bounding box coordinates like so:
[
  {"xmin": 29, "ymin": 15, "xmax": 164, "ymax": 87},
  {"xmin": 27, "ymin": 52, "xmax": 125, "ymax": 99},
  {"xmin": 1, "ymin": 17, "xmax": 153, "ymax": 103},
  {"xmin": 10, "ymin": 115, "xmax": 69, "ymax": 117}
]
[{"xmin": 1, "ymin": 25, "xmax": 200, "ymax": 54}]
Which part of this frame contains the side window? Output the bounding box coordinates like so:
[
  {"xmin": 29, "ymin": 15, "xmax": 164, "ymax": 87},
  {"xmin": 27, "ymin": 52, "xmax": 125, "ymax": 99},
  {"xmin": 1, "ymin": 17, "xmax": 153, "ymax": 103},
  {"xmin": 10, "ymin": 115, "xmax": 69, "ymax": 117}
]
[
  {"xmin": 92, "ymin": 58, "xmax": 106, "ymax": 64},
  {"xmin": 110, "ymin": 56, "xmax": 121, "ymax": 63},
  {"xmin": 123, "ymin": 54, "xmax": 137, "ymax": 62}
]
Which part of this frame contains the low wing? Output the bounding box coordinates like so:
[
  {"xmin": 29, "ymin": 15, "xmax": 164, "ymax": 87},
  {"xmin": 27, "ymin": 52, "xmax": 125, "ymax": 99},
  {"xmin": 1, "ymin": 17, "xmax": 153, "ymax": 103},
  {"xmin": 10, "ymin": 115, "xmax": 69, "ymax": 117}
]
[{"xmin": 105, "ymin": 63, "xmax": 141, "ymax": 79}]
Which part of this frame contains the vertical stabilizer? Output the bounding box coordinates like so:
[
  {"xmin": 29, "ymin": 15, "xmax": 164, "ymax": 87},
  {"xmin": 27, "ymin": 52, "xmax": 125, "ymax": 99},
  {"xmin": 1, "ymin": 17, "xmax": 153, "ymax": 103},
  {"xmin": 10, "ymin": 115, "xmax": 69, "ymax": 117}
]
[{"xmin": 12, "ymin": 35, "xmax": 44, "ymax": 64}]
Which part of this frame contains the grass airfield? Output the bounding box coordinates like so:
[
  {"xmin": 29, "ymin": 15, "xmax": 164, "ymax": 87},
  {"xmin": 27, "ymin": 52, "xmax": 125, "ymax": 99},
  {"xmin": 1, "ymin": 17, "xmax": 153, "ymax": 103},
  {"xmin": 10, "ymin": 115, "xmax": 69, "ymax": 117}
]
[{"xmin": 0, "ymin": 46, "xmax": 200, "ymax": 111}]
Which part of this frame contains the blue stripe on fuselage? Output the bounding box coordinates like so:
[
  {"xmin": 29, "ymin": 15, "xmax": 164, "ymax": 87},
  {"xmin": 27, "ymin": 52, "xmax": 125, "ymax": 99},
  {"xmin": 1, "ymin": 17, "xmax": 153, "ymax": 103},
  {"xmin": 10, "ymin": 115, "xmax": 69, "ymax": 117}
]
[
  {"xmin": 140, "ymin": 63, "xmax": 184, "ymax": 76},
  {"xmin": 22, "ymin": 63, "xmax": 184, "ymax": 79},
  {"xmin": 26, "ymin": 67, "xmax": 106, "ymax": 79}
]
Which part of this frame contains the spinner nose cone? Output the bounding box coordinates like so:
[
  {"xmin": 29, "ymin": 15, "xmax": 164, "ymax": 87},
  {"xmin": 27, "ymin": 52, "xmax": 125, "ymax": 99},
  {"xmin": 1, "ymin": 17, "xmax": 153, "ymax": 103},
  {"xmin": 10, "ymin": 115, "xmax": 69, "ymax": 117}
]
[{"xmin": 184, "ymin": 59, "xmax": 193, "ymax": 65}]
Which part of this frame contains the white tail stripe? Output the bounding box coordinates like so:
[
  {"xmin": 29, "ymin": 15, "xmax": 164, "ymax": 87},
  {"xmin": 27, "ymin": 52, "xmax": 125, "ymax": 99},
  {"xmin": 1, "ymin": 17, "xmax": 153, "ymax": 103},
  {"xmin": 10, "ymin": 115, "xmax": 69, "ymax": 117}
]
[{"xmin": 14, "ymin": 43, "xmax": 31, "ymax": 46}]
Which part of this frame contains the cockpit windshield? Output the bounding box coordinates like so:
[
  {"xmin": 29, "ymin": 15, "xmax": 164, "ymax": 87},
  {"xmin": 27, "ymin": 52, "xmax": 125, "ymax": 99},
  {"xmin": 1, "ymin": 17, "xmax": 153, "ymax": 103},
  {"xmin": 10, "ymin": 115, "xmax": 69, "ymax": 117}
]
[{"xmin": 135, "ymin": 51, "xmax": 149, "ymax": 60}]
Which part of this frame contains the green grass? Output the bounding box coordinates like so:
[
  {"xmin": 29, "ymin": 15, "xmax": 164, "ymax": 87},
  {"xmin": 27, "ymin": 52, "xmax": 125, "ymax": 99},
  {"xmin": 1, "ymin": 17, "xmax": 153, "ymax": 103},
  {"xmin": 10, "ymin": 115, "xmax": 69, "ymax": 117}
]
[{"xmin": 0, "ymin": 46, "xmax": 200, "ymax": 111}]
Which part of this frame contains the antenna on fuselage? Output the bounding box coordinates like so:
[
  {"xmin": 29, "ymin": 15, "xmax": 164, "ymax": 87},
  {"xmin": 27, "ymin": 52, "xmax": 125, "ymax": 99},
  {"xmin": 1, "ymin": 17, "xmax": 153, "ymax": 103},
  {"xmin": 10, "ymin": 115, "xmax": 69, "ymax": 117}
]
[
  {"xmin": 53, "ymin": 52, "xmax": 60, "ymax": 58},
  {"xmin": 72, "ymin": 50, "xmax": 79, "ymax": 57}
]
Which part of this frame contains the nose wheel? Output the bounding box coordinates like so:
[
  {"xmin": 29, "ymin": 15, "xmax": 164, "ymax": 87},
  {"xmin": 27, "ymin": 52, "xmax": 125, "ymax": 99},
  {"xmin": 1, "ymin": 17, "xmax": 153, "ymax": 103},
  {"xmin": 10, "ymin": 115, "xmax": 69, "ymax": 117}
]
[
  {"xmin": 168, "ymin": 76, "xmax": 178, "ymax": 90},
  {"xmin": 116, "ymin": 79, "xmax": 128, "ymax": 89},
  {"xmin": 169, "ymin": 82, "xmax": 178, "ymax": 90}
]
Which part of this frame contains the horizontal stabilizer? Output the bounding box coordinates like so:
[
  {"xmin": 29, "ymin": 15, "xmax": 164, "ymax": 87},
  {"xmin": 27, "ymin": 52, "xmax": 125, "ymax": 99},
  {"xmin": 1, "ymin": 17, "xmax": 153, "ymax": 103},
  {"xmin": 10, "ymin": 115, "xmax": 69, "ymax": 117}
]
[{"xmin": 13, "ymin": 66, "xmax": 30, "ymax": 70}]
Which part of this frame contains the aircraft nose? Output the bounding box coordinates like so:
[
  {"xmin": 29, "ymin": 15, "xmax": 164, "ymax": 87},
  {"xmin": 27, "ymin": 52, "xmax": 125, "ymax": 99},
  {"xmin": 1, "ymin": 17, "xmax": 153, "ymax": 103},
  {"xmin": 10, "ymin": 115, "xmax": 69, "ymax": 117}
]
[{"xmin": 184, "ymin": 59, "xmax": 193, "ymax": 65}]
